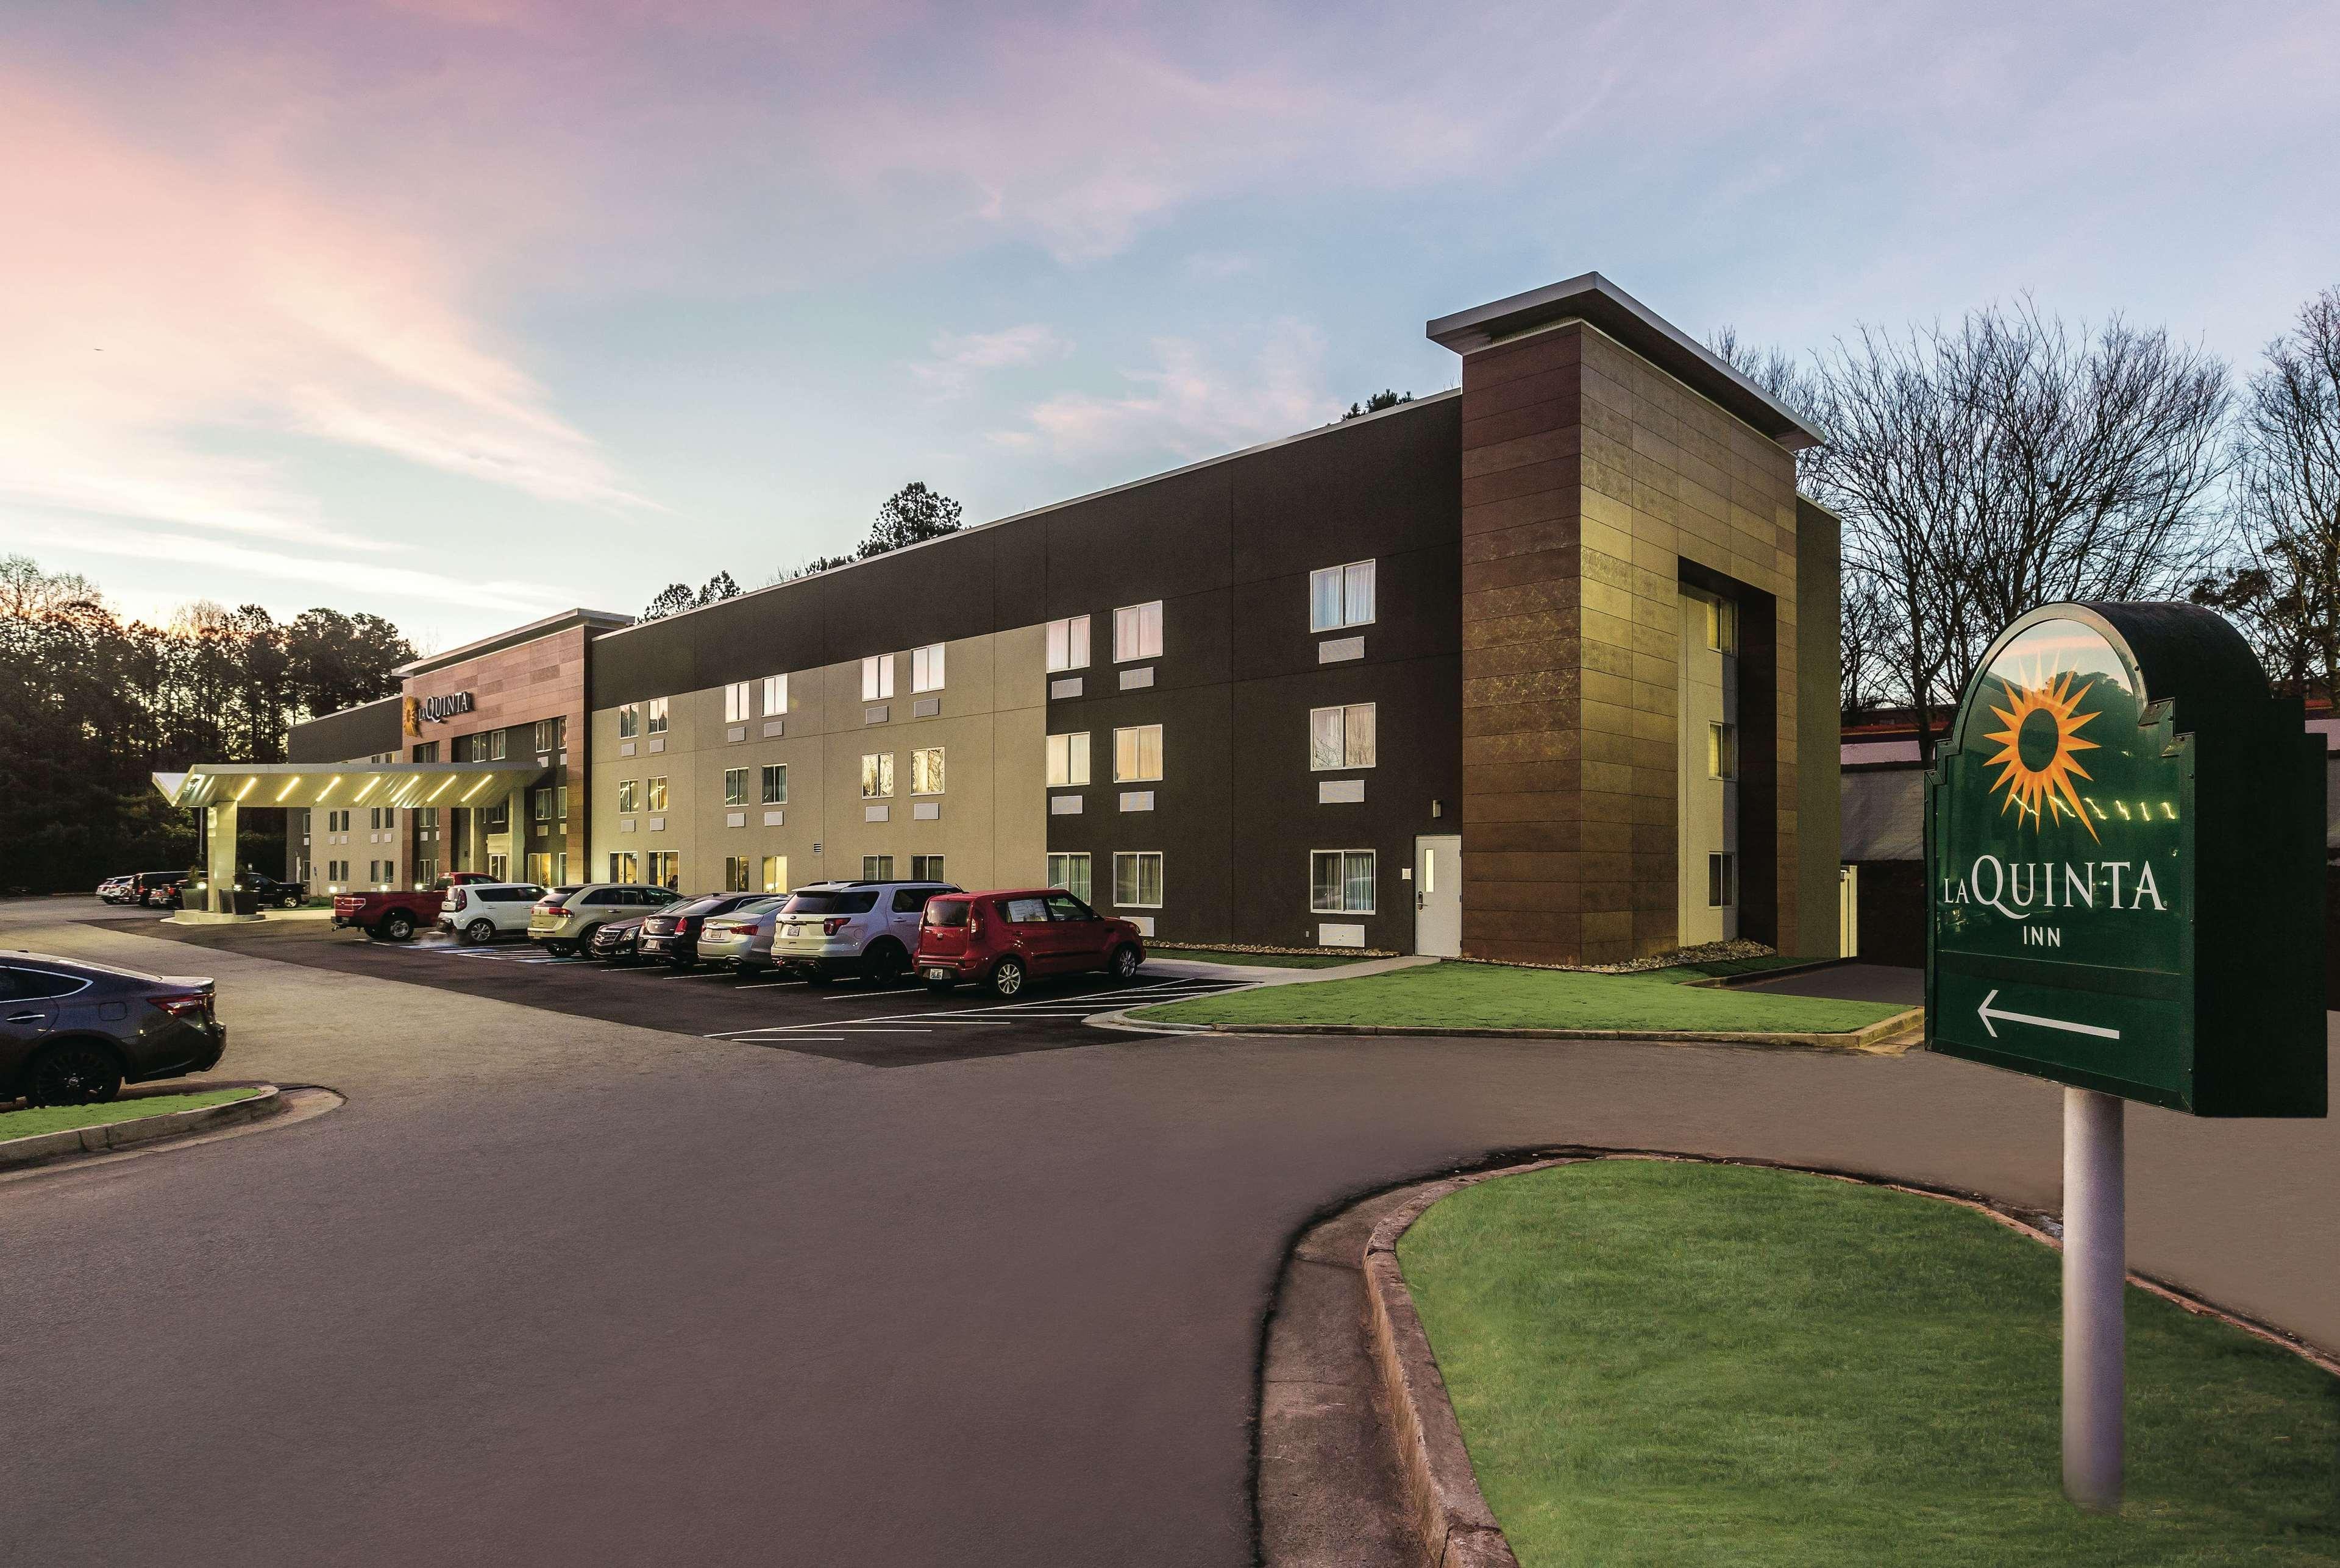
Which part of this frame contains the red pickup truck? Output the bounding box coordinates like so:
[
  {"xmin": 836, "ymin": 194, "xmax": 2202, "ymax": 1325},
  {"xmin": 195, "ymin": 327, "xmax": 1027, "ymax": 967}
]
[{"xmin": 333, "ymin": 873, "xmax": 494, "ymax": 942}]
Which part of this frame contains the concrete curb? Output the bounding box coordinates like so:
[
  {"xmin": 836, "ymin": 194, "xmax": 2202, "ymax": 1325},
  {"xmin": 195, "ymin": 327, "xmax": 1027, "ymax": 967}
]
[
  {"xmin": 1100, "ymin": 1005, "xmax": 1926, "ymax": 1052},
  {"xmin": 0, "ymin": 1085, "xmax": 283, "ymax": 1171}
]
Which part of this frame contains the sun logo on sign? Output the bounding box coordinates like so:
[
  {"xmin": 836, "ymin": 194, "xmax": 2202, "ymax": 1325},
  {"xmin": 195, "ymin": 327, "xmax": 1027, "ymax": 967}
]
[{"xmin": 1980, "ymin": 669, "xmax": 2102, "ymax": 841}]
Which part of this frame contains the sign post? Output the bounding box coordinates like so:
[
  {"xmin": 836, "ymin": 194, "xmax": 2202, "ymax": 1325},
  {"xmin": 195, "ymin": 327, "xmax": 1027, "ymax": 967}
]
[{"xmin": 1926, "ymin": 601, "xmax": 2325, "ymax": 1511}]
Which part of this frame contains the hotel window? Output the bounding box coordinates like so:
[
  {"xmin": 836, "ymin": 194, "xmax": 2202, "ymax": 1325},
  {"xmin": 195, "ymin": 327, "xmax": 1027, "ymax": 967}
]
[
  {"xmin": 725, "ymin": 767, "xmax": 748, "ymax": 807},
  {"xmin": 1309, "ymin": 559, "xmax": 1376, "ymax": 632},
  {"xmin": 1705, "ymin": 598, "xmax": 1738, "ymax": 655},
  {"xmin": 1310, "ymin": 850, "xmax": 1377, "ymax": 914},
  {"xmin": 861, "ymin": 654, "xmax": 894, "ymax": 701},
  {"xmin": 618, "ymin": 703, "xmax": 639, "ymax": 739},
  {"xmin": 1113, "ymin": 724, "xmax": 1163, "ymax": 783},
  {"xmin": 725, "ymin": 682, "xmax": 752, "ymax": 723},
  {"xmin": 556, "ymin": 851, "xmax": 568, "ymax": 883},
  {"xmin": 368, "ymin": 807, "xmax": 384, "ymax": 829},
  {"xmin": 1047, "ymin": 852, "xmax": 1092, "ymax": 905},
  {"xmin": 617, "ymin": 779, "xmax": 639, "ymax": 814},
  {"xmin": 610, "ymin": 851, "xmax": 638, "ymax": 882},
  {"xmin": 763, "ymin": 674, "xmax": 788, "ymax": 715},
  {"xmin": 533, "ymin": 718, "xmax": 563, "ymax": 753},
  {"xmin": 646, "ymin": 697, "xmax": 669, "ymax": 735},
  {"xmin": 862, "ymin": 854, "xmax": 895, "ymax": 881},
  {"xmin": 1113, "ymin": 600, "xmax": 1162, "ymax": 662},
  {"xmin": 647, "ymin": 851, "xmax": 677, "ymax": 889},
  {"xmin": 1046, "ymin": 733, "xmax": 1090, "ymax": 788},
  {"xmin": 1708, "ymin": 852, "xmax": 1737, "ymax": 909},
  {"xmin": 760, "ymin": 855, "xmax": 788, "ymax": 893},
  {"xmin": 415, "ymin": 857, "xmax": 436, "ymax": 885},
  {"xmin": 911, "ymin": 854, "xmax": 946, "ymax": 882},
  {"xmin": 526, "ymin": 851, "xmax": 552, "ymax": 886},
  {"xmin": 761, "ymin": 764, "xmax": 787, "ymax": 804},
  {"xmin": 1309, "ymin": 704, "xmax": 1377, "ymax": 770},
  {"xmin": 416, "ymin": 807, "xmax": 438, "ymax": 831},
  {"xmin": 725, "ymin": 856, "xmax": 752, "ymax": 892},
  {"xmin": 646, "ymin": 776, "xmax": 668, "ymax": 812},
  {"xmin": 911, "ymin": 747, "xmax": 945, "ymax": 795},
  {"xmin": 533, "ymin": 790, "xmax": 552, "ymax": 823},
  {"xmin": 911, "ymin": 643, "xmax": 945, "ymax": 693},
  {"xmin": 485, "ymin": 801, "xmax": 508, "ymax": 832},
  {"xmin": 1112, "ymin": 851, "xmax": 1164, "ymax": 909},
  {"xmin": 412, "ymin": 741, "xmax": 438, "ymax": 763},
  {"xmin": 1708, "ymin": 722, "xmax": 1737, "ymax": 780},
  {"xmin": 557, "ymin": 786, "xmax": 567, "ymax": 821},
  {"xmin": 861, "ymin": 753, "xmax": 895, "ymax": 798},
  {"xmin": 1046, "ymin": 615, "xmax": 1091, "ymax": 673},
  {"xmin": 489, "ymin": 729, "xmax": 508, "ymax": 761}
]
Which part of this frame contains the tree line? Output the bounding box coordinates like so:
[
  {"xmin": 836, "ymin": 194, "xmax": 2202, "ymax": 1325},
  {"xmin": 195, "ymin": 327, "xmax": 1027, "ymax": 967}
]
[
  {"xmin": 639, "ymin": 480, "xmax": 966, "ymax": 620},
  {"xmin": 0, "ymin": 556, "xmax": 415, "ymax": 892},
  {"xmin": 1719, "ymin": 284, "xmax": 2340, "ymax": 759}
]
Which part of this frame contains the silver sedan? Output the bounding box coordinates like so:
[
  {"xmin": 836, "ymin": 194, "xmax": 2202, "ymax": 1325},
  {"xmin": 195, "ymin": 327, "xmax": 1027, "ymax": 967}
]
[{"xmin": 694, "ymin": 896, "xmax": 791, "ymax": 974}]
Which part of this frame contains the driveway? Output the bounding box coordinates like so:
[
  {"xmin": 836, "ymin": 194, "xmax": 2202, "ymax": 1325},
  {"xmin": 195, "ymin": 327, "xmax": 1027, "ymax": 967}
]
[{"xmin": 1, "ymin": 902, "xmax": 2332, "ymax": 1566}]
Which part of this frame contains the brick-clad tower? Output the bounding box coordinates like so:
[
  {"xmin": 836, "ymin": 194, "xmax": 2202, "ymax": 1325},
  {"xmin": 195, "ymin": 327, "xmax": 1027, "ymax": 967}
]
[{"xmin": 1429, "ymin": 274, "xmax": 1823, "ymax": 966}]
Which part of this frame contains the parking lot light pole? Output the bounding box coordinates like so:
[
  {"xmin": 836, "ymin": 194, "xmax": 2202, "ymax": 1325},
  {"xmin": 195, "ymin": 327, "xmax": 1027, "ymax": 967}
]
[{"xmin": 2063, "ymin": 1086, "xmax": 2124, "ymax": 1512}]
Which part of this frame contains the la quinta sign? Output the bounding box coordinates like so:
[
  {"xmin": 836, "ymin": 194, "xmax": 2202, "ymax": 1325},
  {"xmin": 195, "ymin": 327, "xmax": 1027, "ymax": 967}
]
[{"xmin": 1928, "ymin": 602, "xmax": 2325, "ymax": 1115}]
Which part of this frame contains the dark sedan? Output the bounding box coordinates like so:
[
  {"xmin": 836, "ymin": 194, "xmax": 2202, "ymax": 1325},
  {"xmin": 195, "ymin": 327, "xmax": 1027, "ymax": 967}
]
[
  {"xmin": 589, "ymin": 915, "xmax": 648, "ymax": 965},
  {"xmin": 0, "ymin": 952, "xmax": 226, "ymax": 1105},
  {"xmin": 639, "ymin": 893, "xmax": 770, "ymax": 968}
]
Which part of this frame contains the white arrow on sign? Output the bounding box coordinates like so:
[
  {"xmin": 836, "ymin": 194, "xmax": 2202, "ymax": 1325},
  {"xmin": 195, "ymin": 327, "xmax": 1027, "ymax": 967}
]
[{"xmin": 1976, "ymin": 988, "xmax": 2122, "ymax": 1041}]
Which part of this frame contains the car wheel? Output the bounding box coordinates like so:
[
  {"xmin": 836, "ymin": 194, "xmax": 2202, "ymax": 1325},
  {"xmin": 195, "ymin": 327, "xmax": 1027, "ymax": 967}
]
[
  {"xmin": 379, "ymin": 911, "xmax": 416, "ymax": 942},
  {"xmin": 464, "ymin": 918, "xmax": 496, "ymax": 945},
  {"xmin": 1110, "ymin": 944, "xmax": 1142, "ymax": 982},
  {"xmin": 544, "ymin": 941, "xmax": 575, "ymax": 958},
  {"xmin": 283, "ymin": 895, "xmax": 301, "ymax": 909},
  {"xmin": 988, "ymin": 956, "xmax": 1027, "ymax": 998},
  {"xmin": 23, "ymin": 1039, "xmax": 124, "ymax": 1107},
  {"xmin": 861, "ymin": 941, "xmax": 908, "ymax": 987}
]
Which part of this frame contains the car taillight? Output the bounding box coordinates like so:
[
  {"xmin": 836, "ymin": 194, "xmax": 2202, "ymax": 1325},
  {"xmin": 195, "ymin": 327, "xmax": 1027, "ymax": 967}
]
[
  {"xmin": 447, "ymin": 889, "xmax": 466, "ymax": 909},
  {"xmin": 154, "ymin": 992, "xmax": 210, "ymax": 1020},
  {"xmin": 823, "ymin": 917, "xmax": 851, "ymax": 936},
  {"xmin": 966, "ymin": 911, "xmax": 983, "ymax": 937}
]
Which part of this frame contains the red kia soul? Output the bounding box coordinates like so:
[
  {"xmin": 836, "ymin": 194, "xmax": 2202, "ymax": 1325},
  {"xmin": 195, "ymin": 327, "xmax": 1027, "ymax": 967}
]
[{"xmin": 915, "ymin": 889, "xmax": 1147, "ymax": 997}]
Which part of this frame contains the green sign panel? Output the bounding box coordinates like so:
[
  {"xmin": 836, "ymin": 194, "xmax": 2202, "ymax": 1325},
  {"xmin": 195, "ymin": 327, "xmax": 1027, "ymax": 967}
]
[{"xmin": 1927, "ymin": 603, "xmax": 2326, "ymax": 1116}]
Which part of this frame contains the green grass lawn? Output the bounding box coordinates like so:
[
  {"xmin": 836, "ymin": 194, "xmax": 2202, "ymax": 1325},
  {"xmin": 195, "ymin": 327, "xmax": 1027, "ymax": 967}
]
[
  {"xmin": 1399, "ymin": 1160, "xmax": 2340, "ymax": 1566},
  {"xmin": 0, "ymin": 1087, "xmax": 263, "ymax": 1140},
  {"xmin": 1147, "ymin": 945, "xmax": 1371, "ymax": 969},
  {"xmin": 1129, "ymin": 959, "xmax": 1907, "ymax": 1034}
]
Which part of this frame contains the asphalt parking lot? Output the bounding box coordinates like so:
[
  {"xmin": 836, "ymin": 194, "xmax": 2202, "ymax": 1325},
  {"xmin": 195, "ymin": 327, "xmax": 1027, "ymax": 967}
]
[{"xmin": 123, "ymin": 914, "xmax": 1249, "ymax": 1066}]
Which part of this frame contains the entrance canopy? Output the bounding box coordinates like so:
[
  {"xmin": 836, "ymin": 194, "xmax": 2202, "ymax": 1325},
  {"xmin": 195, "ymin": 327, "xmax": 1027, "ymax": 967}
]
[{"xmin": 152, "ymin": 761, "xmax": 546, "ymax": 812}]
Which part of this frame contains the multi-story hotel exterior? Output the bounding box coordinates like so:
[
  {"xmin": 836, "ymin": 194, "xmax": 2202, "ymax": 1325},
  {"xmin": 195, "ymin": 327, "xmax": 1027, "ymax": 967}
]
[{"xmin": 240, "ymin": 273, "xmax": 1842, "ymax": 966}]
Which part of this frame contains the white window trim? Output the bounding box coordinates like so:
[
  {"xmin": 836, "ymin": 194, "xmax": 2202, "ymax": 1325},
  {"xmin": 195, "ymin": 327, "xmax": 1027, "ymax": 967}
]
[
  {"xmin": 1113, "ymin": 601, "xmax": 1164, "ymax": 663},
  {"xmin": 1112, "ymin": 724, "xmax": 1164, "ymax": 784},
  {"xmin": 1112, "ymin": 850, "xmax": 1165, "ymax": 910},
  {"xmin": 1309, "ymin": 848, "xmax": 1378, "ymax": 915},
  {"xmin": 1310, "ymin": 559, "xmax": 1378, "ymax": 633},
  {"xmin": 1047, "ymin": 732, "xmax": 1092, "ymax": 789},
  {"xmin": 1046, "ymin": 615, "xmax": 1091, "ymax": 674},
  {"xmin": 860, "ymin": 753, "xmax": 895, "ymax": 799},
  {"xmin": 763, "ymin": 673, "xmax": 789, "ymax": 715},
  {"xmin": 646, "ymin": 697, "xmax": 669, "ymax": 734},
  {"xmin": 724, "ymin": 767, "xmax": 749, "ymax": 807},
  {"xmin": 861, "ymin": 653, "xmax": 895, "ymax": 702},
  {"xmin": 911, "ymin": 643, "xmax": 946, "ymax": 694},
  {"xmin": 911, "ymin": 747, "xmax": 945, "ymax": 796},
  {"xmin": 1308, "ymin": 703, "xmax": 1378, "ymax": 772}
]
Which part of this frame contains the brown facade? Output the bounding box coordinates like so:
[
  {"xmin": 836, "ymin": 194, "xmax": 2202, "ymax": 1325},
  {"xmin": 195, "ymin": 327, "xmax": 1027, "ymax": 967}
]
[{"xmin": 1438, "ymin": 284, "xmax": 1813, "ymax": 965}]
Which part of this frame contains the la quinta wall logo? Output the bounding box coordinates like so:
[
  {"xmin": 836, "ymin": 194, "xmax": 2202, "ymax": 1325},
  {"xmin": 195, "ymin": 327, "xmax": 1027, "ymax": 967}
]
[{"xmin": 1981, "ymin": 667, "xmax": 2101, "ymax": 839}]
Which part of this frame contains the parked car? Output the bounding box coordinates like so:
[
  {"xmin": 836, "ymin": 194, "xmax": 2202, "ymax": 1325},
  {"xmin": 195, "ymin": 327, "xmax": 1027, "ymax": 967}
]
[
  {"xmin": 916, "ymin": 889, "xmax": 1147, "ymax": 998},
  {"xmin": 694, "ymin": 896, "xmax": 792, "ymax": 974},
  {"xmin": 767, "ymin": 880, "xmax": 959, "ymax": 985},
  {"xmin": 240, "ymin": 873, "xmax": 308, "ymax": 909},
  {"xmin": 129, "ymin": 871, "xmax": 191, "ymax": 908},
  {"xmin": 437, "ymin": 882, "xmax": 547, "ymax": 944},
  {"xmin": 528, "ymin": 883, "xmax": 680, "ymax": 957},
  {"xmin": 639, "ymin": 893, "xmax": 774, "ymax": 968},
  {"xmin": 95, "ymin": 876, "xmax": 133, "ymax": 904},
  {"xmin": 588, "ymin": 914, "xmax": 650, "ymax": 965},
  {"xmin": 332, "ymin": 872, "xmax": 497, "ymax": 942},
  {"xmin": 0, "ymin": 951, "xmax": 226, "ymax": 1105}
]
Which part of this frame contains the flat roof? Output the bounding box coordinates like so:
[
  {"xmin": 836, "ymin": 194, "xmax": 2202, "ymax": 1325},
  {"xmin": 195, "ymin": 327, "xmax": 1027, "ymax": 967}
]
[
  {"xmin": 397, "ymin": 607, "xmax": 635, "ymax": 678},
  {"xmin": 154, "ymin": 761, "xmax": 546, "ymax": 812},
  {"xmin": 1426, "ymin": 272, "xmax": 1826, "ymax": 450}
]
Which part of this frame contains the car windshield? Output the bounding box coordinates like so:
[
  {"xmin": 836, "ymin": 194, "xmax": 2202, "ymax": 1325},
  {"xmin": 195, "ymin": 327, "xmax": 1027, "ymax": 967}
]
[
  {"xmin": 923, "ymin": 898, "xmax": 970, "ymax": 927},
  {"xmin": 781, "ymin": 889, "xmax": 880, "ymax": 915}
]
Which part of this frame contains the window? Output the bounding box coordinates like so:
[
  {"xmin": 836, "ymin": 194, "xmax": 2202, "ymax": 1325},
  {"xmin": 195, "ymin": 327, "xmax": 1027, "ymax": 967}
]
[
  {"xmin": 724, "ymin": 768, "xmax": 748, "ymax": 807},
  {"xmin": 725, "ymin": 856, "xmax": 752, "ymax": 892},
  {"xmin": 368, "ymin": 807, "xmax": 385, "ymax": 829},
  {"xmin": 610, "ymin": 851, "xmax": 638, "ymax": 882},
  {"xmin": 1044, "ymin": 893, "xmax": 1093, "ymax": 922},
  {"xmin": 1709, "ymin": 851, "xmax": 1737, "ymax": 909},
  {"xmin": 760, "ymin": 854, "xmax": 787, "ymax": 893},
  {"xmin": 1708, "ymin": 722, "xmax": 1737, "ymax": 781},
  {"xmin": 861, "ymin": 654, "xmax": 894, "ymax": 701},
  {"xmin": 1047, "ymin": 615, "xmax": 1090, "ymax": 673},
  {"xmin": 1048, "ymin": 852, "xmax": 1092, "ymax": 904},
  {"xmin": 533, "ymin": 790, "xmax": 552, "ymax": 823},
  {"xmin": 763, "ymin": 674, "xmax": 788, "ymax": 715},
  {"xmin": 1113, "ymin": 851, "xmax": 1164, "ymax": 909},
  {"xmin": 725, "ymin": 681, "xmax": 752, "ymax": 723},
  {"xmin": 526, "ymin": 851, "xmax": 551, "ymax": 885},
  {"xmin": 911, "ymin": 747, "xmax": 945, "ymax": 795},
  {"xmin": 484, "ymin": 801, "xmax": 508, "ymax": 832},
  {"xmin": 557, "ymin": 786, "xmax": 567, "ymax": 821},
  {"xmin": 1114, "ymin": 600, "xmax": 1162, "ymax": 661},
  {"xmin": 412, "ymin": 741, "xmax": 438, "ymax": 763},
  {"xmin": 489, "ymin": 729, "xmax": 508, "ymax": 761},
  {"xmin": 1113, "ymin": 724, "xmax": 1163, "ymax": 782},
  {"xmin": 1310, "ymin": 559, "xmax": 1376, "ymax": 632},
  {"xmin": 416, "ymin": 808, "xmax": 437, "ymax": 830},
  {"xmin": 646, "ymin": 776, "xmax": 669, "ymax": 811},
  {"xmin": 647, "ymin": 851, "xmax": 677, "ymax": 889},
  {"xmin": 416, "ymin": 858, "xmax": 436, "ymax": 884},
  {"xmin": 1310, "ymin": 850, "xmax": 1377, "ymax": 914},
  {"xmin": 647, "ymin": 697, "xmax": 669, "ymax": 735},
  {"xmin": 911, "ymin": 855, "xmax": 946, "ymax": 882},
  {"xmin": 1705, "ymin": 598, "xmax": 1738, "ymax": 655},
  {"xmin": 911, "ymin": 643, "xmax": 945, "ymax": 693},
  {"xmin": 862, "ymin": 855, "xmax": 895, "ymax": 881},
  {"xmin": 860, "ymin": 753, "xmax": 895, "ymax": 798},
  {"xmin": 1004, "ymin": 895, "xmax": 1050, "ymax": 923},
  {"xmin": 533, "ymin": 717, "xmax": 563, "ymax": 753},
  {"xmin": 1309, "ymin": 704, "xmax": 1377, "ymax": 770},
  {"xmin": 1046, "ymin": 733, "xmax": 1091, "ymax": 788},
  {"xmin": 618, "ymin": 703, "xmax": 639, "ymax": 739},
  {"xmin": 617, "ymin": 779, "xmax": 639, "ymax": 814},
  {"xmin": 761, "ymin": 764, "xmax": 787, "ymax": 805}
]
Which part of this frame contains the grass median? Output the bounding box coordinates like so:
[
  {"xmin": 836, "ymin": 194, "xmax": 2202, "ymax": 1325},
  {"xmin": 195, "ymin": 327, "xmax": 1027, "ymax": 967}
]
[
  {"xmin": 1147, "ymin": 945, "xmax": 1373, "ymax": 969},
  {"xmin": 0, "ymin": 1087, "xmax": 265, "ymax": 1141},
  {"xmin": 1400, "ymin": 1160, "xmax": 2340, "ymax": 1566},
  {"xmin": 1128, "ymin": 958, "xmax": 1908, "ymax": 1035}
]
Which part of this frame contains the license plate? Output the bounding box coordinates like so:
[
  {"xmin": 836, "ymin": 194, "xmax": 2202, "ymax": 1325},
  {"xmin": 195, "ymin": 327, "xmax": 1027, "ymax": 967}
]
[
  {"xmin": 924, "ymin": 967, "xmax": 953, "ymax": 981},
  {"xmin": 643, "ymin": 937, "xmax": 668, "ymax": 950}
]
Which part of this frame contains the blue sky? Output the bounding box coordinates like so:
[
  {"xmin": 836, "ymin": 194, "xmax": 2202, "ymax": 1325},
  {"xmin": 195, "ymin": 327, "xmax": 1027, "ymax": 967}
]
[{"xmin": 4, "ymin": 0, "xmax": 2335, "ymax": 650}]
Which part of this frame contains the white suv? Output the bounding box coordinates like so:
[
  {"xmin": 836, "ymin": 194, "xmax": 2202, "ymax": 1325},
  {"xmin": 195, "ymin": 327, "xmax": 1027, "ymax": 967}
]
[
  {"xmin": 769, "ymin": 881, "xmax": 959, "ymax": 985},
  {"xmin": 438, "ymin": 882, "xmax": 546, "ymax": 945},
  {"xmin": 528, "ymin": 884, "xmax": 681, "ymax": 957}
]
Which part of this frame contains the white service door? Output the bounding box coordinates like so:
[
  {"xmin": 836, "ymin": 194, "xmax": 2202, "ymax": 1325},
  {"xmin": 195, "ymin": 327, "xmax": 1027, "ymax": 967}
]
[{"xmin": 1415, "ymin": 835, "xmax": 1462, "ymax": 957}]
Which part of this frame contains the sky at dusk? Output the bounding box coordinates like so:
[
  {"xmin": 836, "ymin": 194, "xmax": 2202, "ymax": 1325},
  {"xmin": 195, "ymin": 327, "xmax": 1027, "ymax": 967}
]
[{"xmin": 5, "ymin": 1, "xmax": 2336, "ymax": 651}]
